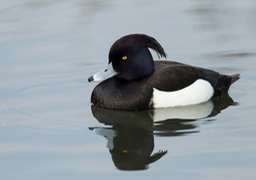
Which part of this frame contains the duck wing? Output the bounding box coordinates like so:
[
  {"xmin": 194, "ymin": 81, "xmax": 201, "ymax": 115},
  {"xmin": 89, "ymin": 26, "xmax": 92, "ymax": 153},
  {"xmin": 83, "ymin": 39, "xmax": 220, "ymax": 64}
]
[{"xmin": 147, "ymin": 61, "xmax": 218, "ymax": 91}]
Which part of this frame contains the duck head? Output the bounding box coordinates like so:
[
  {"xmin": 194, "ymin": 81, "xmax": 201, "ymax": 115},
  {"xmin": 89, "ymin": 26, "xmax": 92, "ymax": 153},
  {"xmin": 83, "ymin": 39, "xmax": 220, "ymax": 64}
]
[{"xmin": 88, "ymin": 34, "xmax": 167, "ymax": 82}]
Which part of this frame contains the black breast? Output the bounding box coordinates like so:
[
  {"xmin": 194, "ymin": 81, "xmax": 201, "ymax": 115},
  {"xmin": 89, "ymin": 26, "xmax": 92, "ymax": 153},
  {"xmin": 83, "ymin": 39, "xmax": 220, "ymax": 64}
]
[{"xmin": 91, "ymin": 77, "xmax": 153, "ymax": 110}]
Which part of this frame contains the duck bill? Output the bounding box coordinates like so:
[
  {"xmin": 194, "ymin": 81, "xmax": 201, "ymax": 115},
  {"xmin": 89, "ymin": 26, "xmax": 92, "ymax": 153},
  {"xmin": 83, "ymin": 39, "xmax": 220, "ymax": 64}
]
[{"xmin": 88, "ymin": 62, "xmax": 117, "ymax": 82}]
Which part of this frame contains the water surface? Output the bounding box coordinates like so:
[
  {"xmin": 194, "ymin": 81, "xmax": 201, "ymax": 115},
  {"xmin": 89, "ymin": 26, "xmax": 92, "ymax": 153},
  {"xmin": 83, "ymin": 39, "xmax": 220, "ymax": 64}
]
[{"xmin": 0, "ymin": 0, "xmax": 256, "ymax": 179}]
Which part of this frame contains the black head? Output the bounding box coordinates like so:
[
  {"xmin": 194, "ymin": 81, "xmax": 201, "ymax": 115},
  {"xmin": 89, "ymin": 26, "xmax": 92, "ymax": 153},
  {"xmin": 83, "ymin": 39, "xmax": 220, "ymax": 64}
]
[{"xmin": 108, "ymin": 34, "xmax": 167, "ymax": 80}]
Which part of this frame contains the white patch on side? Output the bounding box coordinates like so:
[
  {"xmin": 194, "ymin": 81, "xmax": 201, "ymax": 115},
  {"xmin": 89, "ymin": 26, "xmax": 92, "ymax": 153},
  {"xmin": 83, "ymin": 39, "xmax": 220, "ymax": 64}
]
[{"xmin": 152, "ymin": 79, "xmax": 214, "ymax": 108}]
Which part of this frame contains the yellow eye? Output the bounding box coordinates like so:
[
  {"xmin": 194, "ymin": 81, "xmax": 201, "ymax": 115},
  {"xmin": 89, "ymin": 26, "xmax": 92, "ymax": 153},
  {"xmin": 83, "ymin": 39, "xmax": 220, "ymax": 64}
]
[{"xmin": 122, "ymin": 56, "xmax": 128, "ymax": 60}]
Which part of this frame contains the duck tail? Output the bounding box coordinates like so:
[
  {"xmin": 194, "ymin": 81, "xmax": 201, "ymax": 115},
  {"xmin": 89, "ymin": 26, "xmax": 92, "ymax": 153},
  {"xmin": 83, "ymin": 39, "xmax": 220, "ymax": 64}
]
[
  {"xmin": 230, "ymin": 73, "xmax": 240, "ymax": 84},
  {"xmin": 214, "ymin": 73, "xmax": 240, "ymax": 97}
]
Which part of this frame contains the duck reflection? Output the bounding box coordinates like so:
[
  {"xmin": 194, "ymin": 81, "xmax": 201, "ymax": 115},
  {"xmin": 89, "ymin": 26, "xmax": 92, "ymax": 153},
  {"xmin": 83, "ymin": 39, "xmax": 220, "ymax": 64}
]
[{"xmin": 89, "ymin": 94, "xmax": 236, "ymax": 171}]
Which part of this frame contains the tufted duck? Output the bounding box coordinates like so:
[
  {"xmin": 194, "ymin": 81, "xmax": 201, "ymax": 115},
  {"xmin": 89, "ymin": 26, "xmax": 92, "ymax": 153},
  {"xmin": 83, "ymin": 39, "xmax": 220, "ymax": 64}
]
[{"xmin": 88, "ymin": 34, "xmax": 239, "ymax": 110}]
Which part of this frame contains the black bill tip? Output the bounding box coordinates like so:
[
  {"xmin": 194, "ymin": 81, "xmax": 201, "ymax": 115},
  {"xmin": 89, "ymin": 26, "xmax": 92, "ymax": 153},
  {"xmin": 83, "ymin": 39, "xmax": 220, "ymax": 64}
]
[{"xmin": 88, "ymin": 76, "xmax": 94, "ymax": 82}]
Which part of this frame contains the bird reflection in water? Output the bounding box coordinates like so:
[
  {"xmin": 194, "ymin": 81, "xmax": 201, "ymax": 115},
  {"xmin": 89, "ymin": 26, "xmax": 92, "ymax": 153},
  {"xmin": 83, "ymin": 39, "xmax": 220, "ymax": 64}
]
[{"xmin": 89, "ymin": 94, "xmax": 237, "ymax": 171}]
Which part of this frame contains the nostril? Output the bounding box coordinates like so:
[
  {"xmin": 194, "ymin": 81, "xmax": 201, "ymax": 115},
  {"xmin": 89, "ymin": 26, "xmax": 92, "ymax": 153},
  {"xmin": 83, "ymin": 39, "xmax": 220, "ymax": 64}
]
[{"xmin": 104, "ymin": 69, "xmax": 108, "ymax": 72}]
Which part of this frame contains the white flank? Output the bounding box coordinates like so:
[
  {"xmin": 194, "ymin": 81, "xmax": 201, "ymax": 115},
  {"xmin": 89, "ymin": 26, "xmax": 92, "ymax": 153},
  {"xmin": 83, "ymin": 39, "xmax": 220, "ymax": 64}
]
[{"xmin": 152, "ymin": 79, "xmax": 214, "ymax": 108}]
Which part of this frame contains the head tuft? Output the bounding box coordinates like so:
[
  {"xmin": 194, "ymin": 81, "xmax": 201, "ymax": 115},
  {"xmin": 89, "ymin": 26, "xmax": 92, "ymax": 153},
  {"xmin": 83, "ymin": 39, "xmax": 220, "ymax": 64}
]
[
  {"xmin": 110, "ymin": 34, "xmax": 167, "ymax": 60},
  {"xmin": 137, "ymin": 34, "xmax": 167, "ymax": 59}
]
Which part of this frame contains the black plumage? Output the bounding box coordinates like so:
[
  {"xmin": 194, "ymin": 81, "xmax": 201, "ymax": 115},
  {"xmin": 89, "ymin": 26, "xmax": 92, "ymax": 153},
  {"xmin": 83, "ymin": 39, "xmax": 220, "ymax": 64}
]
[{"xmin": 90, "ymin": 34, "xmax": 240, "ymax": 110}]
